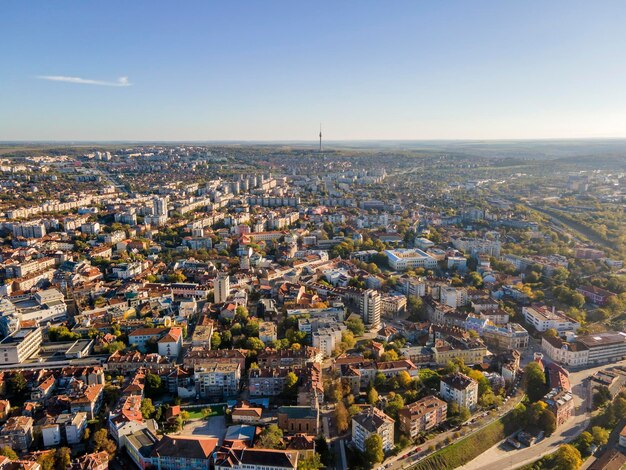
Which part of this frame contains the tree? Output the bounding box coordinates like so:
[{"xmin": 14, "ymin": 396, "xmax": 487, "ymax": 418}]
[
  {"xmin": 298, "ymin": 453, "xmax": 323, "ymax": 470},
  {"xmin": 257, "ymin": 424, "xmax": 284, "ymax": 449},
  {"xmin": 140, "ymin": 398, "xmax": 155, "ymax": 419},
  {"xmin": 211, "ymin": 332, "xmax": 221, "ymax": 349},
  {"xmin": 315, "ymin": 435, "xmax": 332, "ymax": 465},
  {"xmin": 577, "ymin": 431, "xmax": 594, "ymax": 454},
  {"xmin": 545, "ymin": 328, "xmax": 558, "ymax": 338},
  {"xmin": 346, "ymin": 317, "xmax": 365, "ymax": 336},
  {"xmin": 374, "ymin": 372, "xmax": 387, "ymax": 388},
  {"xmin": 381, "ymin": 349, "xmax": 398, "ymax": 362},
  {"xmin": 398, "ymin": 371, "xmax": 412, "ymax": 389},
  {"xmin": 284, "ymin": 372, "xmax": 299, "ymax": 395},
  {"xmin": 367, "ymin": 387, "xmax": 379, "ymax": 405},
  {"xmin": 9, "ymin": 373, "xmax": 27, "ymax": 397},
  {"xmin": 384, "ymin": 393, "xmax": 405, "ymax": 420},
  {"xmin": 92, "ymin": 429, "xmax": 117, "ymax": 455},
  {"xmin": 591, "ymin": 426, "xmax": 609, "ymax": 446},
  {"xmin": 180, "ymin": 411, "xmax": 190, "ymax": 424},
  {"xmin": 459, "ymin": 407, "xmax": 471, "ymax": 423},
  {"xmin": 593, "ymin": 386, "xmax": 611, "ymax": 408},
  {"xmin": 334, "ymin": 401, "xmax": 350, "ymax": 433},
  {"xmin": 364, "ymin": 434, "xmax": 384, "ymax": 466},
  {"xmin": 539, "ymin": 409, "xmax": 557, "ymax": 436},
  {"xmin": 145, "ymin": 373, "xmax": 163, "ymax": 398},
  {"xmin": 36, "ymin": 453, "xmax": 55, "ymax": 470},
  {"xmin": 246, "ymin": 337, "xmax": 266, "ymax": 351},
  {"xmin": 55, "ymin": 447, "xmax": 72, "ymax": 470},
  {"xmin": 552, "ymin": 444, "xmax": 582, "ymax": 470},
  {"xmin": 524, "ymin": 362, "xmax": 547, "ymax": 402},
  {"xmin": 201, "ymin": 407, "xmax": 213, "ymax": 418},
  {"xmin": 0, "ymin": 446, "xmax": 18, "ymax": 460}
]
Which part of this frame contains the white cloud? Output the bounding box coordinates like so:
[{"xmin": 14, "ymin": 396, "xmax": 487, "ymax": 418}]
[{"xmin": 37, "ymin": 75, "xmax": 132, "ymax": 87}]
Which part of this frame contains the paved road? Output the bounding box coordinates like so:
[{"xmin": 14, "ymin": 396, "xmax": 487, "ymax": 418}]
[{"xmin": 459, "ymin": 362, "xmax": 623, "ymax": 470}]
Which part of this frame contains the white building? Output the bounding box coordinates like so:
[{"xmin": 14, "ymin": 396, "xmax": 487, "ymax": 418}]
[
  {"xmin": 360, "ymin": 290, "xmax": 381, "ymax": 328},
  {"xmin": 439, "ymin": 372, "xmax": 478, "ymax": 410},
  {"xmin": 385, "ymin": 249, "xmax": 438, "ymax": 271},
  {"xmin": 440, "ymin": 287, "xmax": 468, "ymax": 309},
  {"xmin": 351, "ymin": 407, "xmax": 395, "ymax": 453},
  {"xmin": 522, "ymin": 305, "xmax": 580, "ymax": 333}
]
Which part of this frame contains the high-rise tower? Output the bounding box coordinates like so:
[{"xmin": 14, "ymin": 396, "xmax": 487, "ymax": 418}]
[{"xmin": 319, "ymin": 124, "xmax": 322, "ymax": 152}]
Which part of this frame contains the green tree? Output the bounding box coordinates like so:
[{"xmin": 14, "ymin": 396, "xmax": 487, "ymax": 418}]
[
  {"xmin": 384, "ymin": 393, "xmax": 405, "ymax": 420},
  {"xmin": 364, "ymin": 434, "xmax": 384, "ymax": 466},
  {"xmin": 211, "ymin": 332, "xmax": 221, "ymax": 349},
  {"xmin": 9, "ymin": 373, "xmax": 27, "ymax": 397},
  {"xmin": 55, "ymin": 447, "xmax": 72, "ymax": 470},
  {"xmin": 524, "ymin": 362, "xmax": 547, "ymax": 402},
  {"xmin": 140, "ymin": 398, "xmax": 155, "ymax": 419},
  {"xmin": 346, "ymin": 317, "xmax": 365, "ymax": 336},
  {"xmin": 298, "ymin": 453, "xmax": 323, "ymax": 470},
  {"xmin": 0, "ymin": 446, "xmax": 18, "ymax": 460},
  {"xmin": 145, "ymin": 373, "xmax": 163, "ymax": 398},
  {"xmin": 459, "ymin": 407, "xmax": 471, "ymax": 423},
  {"xmin": 367, "ymin": 387, "xmax": 379, "ymax": 405},
  {"xmin": 552, "ymin": 444, "xmax": 582, "ymax": 470},
  {"xmin": 257, "ymin": 424, "xmax": 284, "ymax": 449},
  {"xmin": 540, "ymin": 409, "xmax": 557, "ymax": 436},
  {"xmin": 591, "ymin": 426, "xmax": 609, "ymax": 446},
  {"xmin": 577, "ymin": 431, "xmax": 593, "ymax": 455},
  {"xmin": 284, "ymin": 372, "xmax": 299, "ymax": 395},
  {"xmin": 246, "ymin": 337, "xmax": 266, "ymax": 351},
  {"xmin": 315, "ymin": 435, "xmax": 332, "ymax": 465}
]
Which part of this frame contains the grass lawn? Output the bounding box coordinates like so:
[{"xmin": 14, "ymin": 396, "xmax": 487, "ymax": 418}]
[
  {"xmin": 410, "ymin": 408, "xmax": 520, "ymax": 470},
  {"xmin": 184, "ymin": 405, "xmax": 227, "ymax": 420}
]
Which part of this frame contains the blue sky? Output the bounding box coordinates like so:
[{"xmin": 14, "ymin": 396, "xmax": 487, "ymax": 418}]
[{"xmin": 2, "ymin": 1, "xmax": 626, "ymax": 141}]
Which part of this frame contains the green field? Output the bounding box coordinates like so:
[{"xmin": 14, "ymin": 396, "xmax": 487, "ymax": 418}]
[{"xmin": 410, "ymin": 411, "xmax": 519, "ymax": 470}]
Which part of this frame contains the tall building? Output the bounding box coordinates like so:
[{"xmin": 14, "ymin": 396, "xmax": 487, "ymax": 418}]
[
  {"xmin": 360, "ymin": 290, "xmax": 381, "ymax": 328},
  {"xmin": 214, "ymin": 275, "xmax": 230, "ymax": 304},
  {"xmin": 351, "ymin": 407, "xmax": 395, "ymax": 453},
  {"xmin": 153, "ymin": 197, "xmax": 169, "ymax": 217}
]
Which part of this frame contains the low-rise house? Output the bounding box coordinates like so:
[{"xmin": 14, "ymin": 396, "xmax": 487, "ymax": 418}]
[{"xmin": 231, "ymin": 403, "xmax": 263, "ymax": 424}]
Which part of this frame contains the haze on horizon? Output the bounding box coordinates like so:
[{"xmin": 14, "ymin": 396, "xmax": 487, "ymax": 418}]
[{"xmin": 2, "ymin": 1, "xmax": 626, "ymax": 142}]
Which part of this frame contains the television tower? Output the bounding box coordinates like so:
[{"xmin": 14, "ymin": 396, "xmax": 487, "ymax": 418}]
[{"xmin": 319, "ymin": 123, "xmax": 322, "ymax": 152}]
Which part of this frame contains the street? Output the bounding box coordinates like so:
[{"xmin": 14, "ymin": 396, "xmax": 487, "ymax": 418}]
[{"xmin": 459, "ymin": 361, "xmax": 624, "ymax": 470}]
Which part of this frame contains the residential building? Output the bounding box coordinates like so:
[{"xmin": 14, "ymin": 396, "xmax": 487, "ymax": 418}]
[
  {"xmin": 0, "ymin": 416, "xmax": 33, "ymax": 451},
  {"xmin": 214, "ymin": 275, "xmax": 230, "ymax": 304},
  {"xmin": 576, "ymin": 285, "xmax": 616, "ymax": 306},
  {"xmin": 439, "ymin": 372, "xmax": 478, "ymax": 410},
  {"xmin": 194, "ymin": 363, "xmax": 241, "ymax": 398},
  {"xmin": 398, "ymin": 396, "xmax": 447, "ymax": 438},
  {"xmin": 360, "ymin": 289, "xmax": 381, "ymax": 327},
  {"xmin": 351, "ymin": 407, "xmax": 395, "ymax": 453}
]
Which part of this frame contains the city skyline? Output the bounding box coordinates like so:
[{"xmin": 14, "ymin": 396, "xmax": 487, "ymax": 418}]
[{"xmin": 3, "ymin": 1, "xmax": 626, "ymax": 141}]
